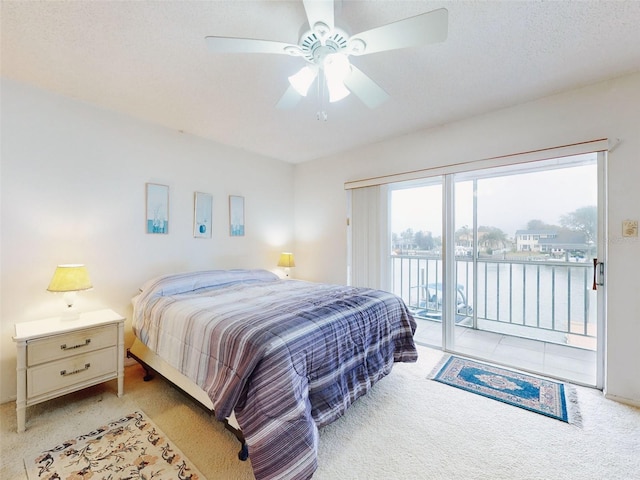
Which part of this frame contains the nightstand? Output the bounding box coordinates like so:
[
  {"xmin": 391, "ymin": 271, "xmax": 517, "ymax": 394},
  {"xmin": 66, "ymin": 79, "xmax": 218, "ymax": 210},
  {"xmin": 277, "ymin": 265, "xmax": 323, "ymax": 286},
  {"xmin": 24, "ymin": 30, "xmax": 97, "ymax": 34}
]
[{"xmin": 13, "ymin": 309, "xmax": 125, "ymax": 432}]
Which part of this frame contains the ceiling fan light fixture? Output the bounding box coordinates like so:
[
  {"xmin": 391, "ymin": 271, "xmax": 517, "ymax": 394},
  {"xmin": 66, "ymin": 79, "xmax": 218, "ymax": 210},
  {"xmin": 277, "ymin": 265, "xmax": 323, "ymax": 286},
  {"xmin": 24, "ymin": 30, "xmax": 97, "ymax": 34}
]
[
  {"xmin": 327, "ymin": 79, "xmax": 350, "ymax": 103},
  {"xmin": 288, "ymin": 65, "xmax": 318, "ymax": 96},
  {"xmin": 323, "ymin": 53, "xmax": 350, "ymax": 81},
  {"xmin": 323, "ymin": 52, "xmax": 351, "ymax": 102}
]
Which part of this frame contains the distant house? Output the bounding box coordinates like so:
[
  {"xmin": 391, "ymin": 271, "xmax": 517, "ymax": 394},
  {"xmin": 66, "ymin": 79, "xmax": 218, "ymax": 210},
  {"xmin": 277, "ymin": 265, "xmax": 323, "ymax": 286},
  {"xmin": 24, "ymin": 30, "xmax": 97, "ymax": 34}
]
[
  {"xmin": 514, "ymin": 230, "xmax": 557, "ymax": 252},
  {"xmin": 539, "ymin": 231, "xmax": 589, "ymax": 257},
  {"xmin": 515, "ymin": 229, "xmax": 588, "ymax": 255}
]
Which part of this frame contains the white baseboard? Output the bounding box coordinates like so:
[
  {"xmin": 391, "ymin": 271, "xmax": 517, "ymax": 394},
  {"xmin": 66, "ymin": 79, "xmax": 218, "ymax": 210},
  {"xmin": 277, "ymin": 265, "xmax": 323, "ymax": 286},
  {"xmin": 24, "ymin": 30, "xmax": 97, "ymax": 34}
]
[{"xmin": 604, "ymin": 392, "xmax": 640, "ymax": 408}]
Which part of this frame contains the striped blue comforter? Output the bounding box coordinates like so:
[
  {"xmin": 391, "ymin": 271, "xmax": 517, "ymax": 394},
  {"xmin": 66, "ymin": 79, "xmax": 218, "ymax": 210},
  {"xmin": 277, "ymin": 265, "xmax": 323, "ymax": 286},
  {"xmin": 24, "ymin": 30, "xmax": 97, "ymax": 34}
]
[{"xmin": 132, "ymin": 270, "xmax": 417, "ymax": 479}]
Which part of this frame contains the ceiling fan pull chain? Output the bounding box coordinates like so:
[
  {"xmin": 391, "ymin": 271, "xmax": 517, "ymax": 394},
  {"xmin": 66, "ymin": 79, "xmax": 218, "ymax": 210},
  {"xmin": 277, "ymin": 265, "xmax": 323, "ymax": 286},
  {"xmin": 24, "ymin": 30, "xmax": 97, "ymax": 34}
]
[
  {"xmin": 316, "ymin": 71, "xmax": 328, "ymax": 122},
  {"xmin": 316, "ymin": 70, "xmax": 329, "ymax": 121}
]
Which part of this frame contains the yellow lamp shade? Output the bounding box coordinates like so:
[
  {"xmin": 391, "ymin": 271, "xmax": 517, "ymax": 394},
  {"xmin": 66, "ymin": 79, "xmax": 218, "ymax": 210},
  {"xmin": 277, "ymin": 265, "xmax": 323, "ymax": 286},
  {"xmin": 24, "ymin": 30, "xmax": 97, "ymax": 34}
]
[
  {"xmin": 47, "ymin": 264, "xmax": 93, "ymax": 292},
  {"xmin": 277, "ymin": 253, "xmax": 295, "ymax": 268}
]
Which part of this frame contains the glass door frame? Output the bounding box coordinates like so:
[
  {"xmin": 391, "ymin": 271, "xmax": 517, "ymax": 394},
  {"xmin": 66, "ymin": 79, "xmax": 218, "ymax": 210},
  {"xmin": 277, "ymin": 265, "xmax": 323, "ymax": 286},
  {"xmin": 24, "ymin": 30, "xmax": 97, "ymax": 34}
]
[
  {"xmin": 374, "ymin": 140, "xmax": 609, "ymax": 389},
  {"xmin": 596, "ymin": 151, "xmax": 607, "ymax": 389},
  {"xmin": 439, "ymin": 153, "xmax": 606, "ymax": 389}
]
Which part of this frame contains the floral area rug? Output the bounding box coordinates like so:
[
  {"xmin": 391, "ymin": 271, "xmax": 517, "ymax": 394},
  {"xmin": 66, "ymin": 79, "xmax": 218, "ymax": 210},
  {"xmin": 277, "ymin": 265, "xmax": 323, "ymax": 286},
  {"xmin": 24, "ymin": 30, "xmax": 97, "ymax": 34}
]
[
  {"xmin": 25, "ymin": 411, "xmax": 203, "ymax": 480},
  {"xmin": 430, "ymin": 355, "xmax": 581, "ymax": 425}
]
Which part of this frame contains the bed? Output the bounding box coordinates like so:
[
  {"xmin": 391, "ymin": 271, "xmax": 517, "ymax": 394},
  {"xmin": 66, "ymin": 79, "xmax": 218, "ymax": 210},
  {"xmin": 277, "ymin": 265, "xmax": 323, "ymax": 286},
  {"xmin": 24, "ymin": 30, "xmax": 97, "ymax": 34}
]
[{"xmin": 128, "ymin": 269, "xmax": 418, "ymax": 480}]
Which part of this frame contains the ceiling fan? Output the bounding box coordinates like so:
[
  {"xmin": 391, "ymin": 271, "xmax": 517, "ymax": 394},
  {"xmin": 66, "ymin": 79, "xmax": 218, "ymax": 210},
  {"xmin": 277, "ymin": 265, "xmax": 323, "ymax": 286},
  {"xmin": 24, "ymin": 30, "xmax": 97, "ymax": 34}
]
[{"xmin": 205, "ymin": 1, "xmax": 448, "ymax": 114}]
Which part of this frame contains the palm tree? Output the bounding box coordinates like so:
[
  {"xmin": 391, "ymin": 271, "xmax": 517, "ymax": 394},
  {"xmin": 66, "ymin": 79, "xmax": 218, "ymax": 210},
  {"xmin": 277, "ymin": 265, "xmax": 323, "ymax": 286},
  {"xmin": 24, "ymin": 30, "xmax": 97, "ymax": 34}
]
[
  {"xmin": 455, "ymin": 225, "xmax": 472, "ymax": 247},
  {"xmin": 479, "ymin": 226, "xmax": 508, "ymax": 251}
]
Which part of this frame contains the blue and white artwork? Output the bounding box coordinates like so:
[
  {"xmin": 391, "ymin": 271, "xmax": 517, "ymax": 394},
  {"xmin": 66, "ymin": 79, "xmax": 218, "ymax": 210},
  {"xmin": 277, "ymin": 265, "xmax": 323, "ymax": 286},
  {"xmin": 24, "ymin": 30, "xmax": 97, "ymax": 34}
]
[
  {"xmin": 229, "ymin": 195, "xmax": 245, "ymax": 236},
  {"xmin": 146, "ymin": 183, "xmax": 169, "ymax": 234},
  {"xmin": 194, "ymin": 192, "xmax": 212, "ymax": 238}
]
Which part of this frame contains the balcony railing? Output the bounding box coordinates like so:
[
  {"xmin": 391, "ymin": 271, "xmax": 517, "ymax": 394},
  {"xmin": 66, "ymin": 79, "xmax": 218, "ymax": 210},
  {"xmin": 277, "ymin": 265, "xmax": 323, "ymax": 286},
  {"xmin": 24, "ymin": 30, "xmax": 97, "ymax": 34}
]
[{"xmin": 391, "ymin": 253, "xmax": 596, "ymax": 348}]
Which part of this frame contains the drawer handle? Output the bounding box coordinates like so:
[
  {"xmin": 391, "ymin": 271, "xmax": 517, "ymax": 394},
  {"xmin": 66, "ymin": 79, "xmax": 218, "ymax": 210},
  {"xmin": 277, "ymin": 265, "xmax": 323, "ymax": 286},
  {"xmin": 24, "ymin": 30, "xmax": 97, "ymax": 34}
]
[
  {"xmin": 60, "ymin": 339, "xmax": 91, "ymax": 351},
  {"xmin": 60, "ymin": 363, "xmax": 91, "ymax": 376}
]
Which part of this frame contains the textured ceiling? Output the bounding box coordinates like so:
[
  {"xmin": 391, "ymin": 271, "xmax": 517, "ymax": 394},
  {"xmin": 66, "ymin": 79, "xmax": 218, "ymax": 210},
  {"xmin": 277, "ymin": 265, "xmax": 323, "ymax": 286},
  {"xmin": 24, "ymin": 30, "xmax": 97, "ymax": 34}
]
[{"xmin": 2, "ymin": 1, "xmax": 640, "ymax": 163}]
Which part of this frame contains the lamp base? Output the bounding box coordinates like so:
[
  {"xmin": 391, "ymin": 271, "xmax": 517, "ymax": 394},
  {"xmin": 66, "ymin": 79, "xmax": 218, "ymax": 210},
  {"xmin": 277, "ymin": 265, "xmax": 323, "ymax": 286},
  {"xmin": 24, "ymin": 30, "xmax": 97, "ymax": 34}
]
[{"xmin": 60, "ymin": 306, "xmax": 80, "ymax": 321}]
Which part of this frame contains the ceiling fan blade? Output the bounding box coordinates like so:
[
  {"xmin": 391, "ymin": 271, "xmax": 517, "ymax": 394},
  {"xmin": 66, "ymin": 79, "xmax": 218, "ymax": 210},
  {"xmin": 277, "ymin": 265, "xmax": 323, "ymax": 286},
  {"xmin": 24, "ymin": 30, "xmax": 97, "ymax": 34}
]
[
  {"xmin": 343, "ymin": 64, "xmax": 390, "ymax": 109},
  {"xmin": 303, "ymin": 0, "xmax": 334, "ymax": 36},
  {"xmin": 347, "ymin": 8, "xmax": 448, "ymax": 56},
  {"xmin": 276, "ymin": 85, "xmax": 304, "ymax": 109},
  {"xmin": 205, "ymin": 36, "xmax": 301, "ymax": 55}
]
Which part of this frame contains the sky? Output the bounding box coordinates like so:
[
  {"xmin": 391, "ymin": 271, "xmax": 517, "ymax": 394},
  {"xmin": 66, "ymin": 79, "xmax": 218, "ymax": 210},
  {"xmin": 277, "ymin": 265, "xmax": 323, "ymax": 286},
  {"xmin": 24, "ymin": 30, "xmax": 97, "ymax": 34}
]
[{"xmin": 391, "ymin": 156, "xmax": 598, "ymax": 239}]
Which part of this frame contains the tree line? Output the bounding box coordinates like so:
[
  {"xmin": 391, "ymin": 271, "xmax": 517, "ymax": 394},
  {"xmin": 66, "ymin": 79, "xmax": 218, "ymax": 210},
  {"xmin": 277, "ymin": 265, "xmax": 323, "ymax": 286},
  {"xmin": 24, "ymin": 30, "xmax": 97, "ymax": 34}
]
[{"xmin": 393, "ymin": 205, "xmax": 596, "ymax": 252}]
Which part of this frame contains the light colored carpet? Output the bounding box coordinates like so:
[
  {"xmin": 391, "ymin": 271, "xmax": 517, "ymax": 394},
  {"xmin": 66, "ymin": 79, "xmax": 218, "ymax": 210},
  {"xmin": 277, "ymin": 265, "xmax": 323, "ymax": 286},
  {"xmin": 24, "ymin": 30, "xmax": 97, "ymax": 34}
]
[{"xmin": 2, "ymin": 345, "xmax": 639, "ymax": 480}]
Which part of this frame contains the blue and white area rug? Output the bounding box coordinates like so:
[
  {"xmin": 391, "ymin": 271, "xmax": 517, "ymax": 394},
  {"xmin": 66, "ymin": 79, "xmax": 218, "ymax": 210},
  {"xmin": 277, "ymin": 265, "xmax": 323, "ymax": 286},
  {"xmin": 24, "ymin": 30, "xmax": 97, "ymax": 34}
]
[{"xmin": 430, "ymin": 355, "xmax": 581, "ymax": 426}]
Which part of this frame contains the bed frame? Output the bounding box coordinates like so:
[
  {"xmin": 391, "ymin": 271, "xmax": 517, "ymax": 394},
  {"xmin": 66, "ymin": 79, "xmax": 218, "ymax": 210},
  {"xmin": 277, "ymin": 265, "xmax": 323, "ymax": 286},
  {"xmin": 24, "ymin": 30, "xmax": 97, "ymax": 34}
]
[{"xmin": 127, "ymin": 338, "xmax": 249, "ymax": 460}]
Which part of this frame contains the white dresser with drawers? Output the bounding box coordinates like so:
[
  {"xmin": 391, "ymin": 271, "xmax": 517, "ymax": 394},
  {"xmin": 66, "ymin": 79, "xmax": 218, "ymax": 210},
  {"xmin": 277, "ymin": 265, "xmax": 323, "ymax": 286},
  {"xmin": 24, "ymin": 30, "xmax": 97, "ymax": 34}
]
[{"xmin": 13, "ymin": 309, "xmax": 125, "ymax": 432}]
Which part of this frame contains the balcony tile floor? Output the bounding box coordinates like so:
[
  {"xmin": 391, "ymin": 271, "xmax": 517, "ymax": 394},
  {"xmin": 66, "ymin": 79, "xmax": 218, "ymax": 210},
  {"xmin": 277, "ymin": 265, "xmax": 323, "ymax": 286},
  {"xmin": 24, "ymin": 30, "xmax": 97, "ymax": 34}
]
[{"xmin": 414, "ymin": 318, "xmax": 598, "ymax": 386}]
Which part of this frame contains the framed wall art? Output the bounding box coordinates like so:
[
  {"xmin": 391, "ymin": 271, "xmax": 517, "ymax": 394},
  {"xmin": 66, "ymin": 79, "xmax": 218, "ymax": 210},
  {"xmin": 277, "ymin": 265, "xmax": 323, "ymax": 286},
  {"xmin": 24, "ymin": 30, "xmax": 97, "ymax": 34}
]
[
  {"xmin": 193, "ymin": 192, "xmax": 212, "ymax": 238},
  {"xmin": 229, "ymin": 195, "xmax": 245, "ymax": 236},
  {"xmin": 145, "ymin": 183, "xmax": 169, "ymax": 234}
]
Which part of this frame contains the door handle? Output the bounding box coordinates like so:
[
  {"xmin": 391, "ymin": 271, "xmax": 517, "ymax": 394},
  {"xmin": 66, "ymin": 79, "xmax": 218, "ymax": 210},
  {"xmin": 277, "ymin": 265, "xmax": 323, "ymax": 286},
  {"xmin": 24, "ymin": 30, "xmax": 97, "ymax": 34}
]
[
  {"xmin": 592, "ymin": 258, "xmax": 604, "ymax": 290},
  {"xmin": 598, "ymin": 261, "xmax": 605, "ymax": 287}
]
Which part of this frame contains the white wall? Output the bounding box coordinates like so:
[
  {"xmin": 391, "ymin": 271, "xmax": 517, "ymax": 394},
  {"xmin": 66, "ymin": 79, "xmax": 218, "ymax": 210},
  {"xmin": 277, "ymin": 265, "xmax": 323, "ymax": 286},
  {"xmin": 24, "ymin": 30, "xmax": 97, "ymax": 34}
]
[
  {"xmin": 294, "ymin": 72, "xmax": 640, "ymax": 405},
  {"xmin": 3, "ymin": 73, "xmax": 639, "ymax": 406},
  {"xmin": 0, "ymin": 79, "xmax": 295, "ymax": 403}
]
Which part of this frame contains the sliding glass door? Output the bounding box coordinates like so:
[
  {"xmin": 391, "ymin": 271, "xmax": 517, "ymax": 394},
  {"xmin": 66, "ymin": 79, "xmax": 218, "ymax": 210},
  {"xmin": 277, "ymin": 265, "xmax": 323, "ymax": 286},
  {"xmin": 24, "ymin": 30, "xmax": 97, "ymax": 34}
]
[
  {"xmin": 389, "ymin": 179, "xmax": 443, "ymax": 348},
  {"xmin": 389, "ymin": 153, "xmax": 603, "ymax": 386}
]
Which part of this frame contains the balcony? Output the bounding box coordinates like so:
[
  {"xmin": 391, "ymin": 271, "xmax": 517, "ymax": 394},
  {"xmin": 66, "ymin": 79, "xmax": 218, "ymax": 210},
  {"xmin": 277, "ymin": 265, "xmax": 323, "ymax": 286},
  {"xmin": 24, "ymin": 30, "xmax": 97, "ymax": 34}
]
[{"xmin": 391, "ymin": 253, "xmax": 597, "ymax": 385}]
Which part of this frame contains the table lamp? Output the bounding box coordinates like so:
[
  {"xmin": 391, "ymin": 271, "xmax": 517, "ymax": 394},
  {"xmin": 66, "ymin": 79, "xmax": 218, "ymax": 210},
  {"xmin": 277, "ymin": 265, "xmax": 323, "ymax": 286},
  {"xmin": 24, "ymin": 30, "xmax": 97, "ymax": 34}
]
[
  {"xmin": 47, "ymin": 264, "xmax": 93, "ymax": 319},
  {"xmin": 277, "ymin": 252, "xmax": 295, "ymax": 278}
]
